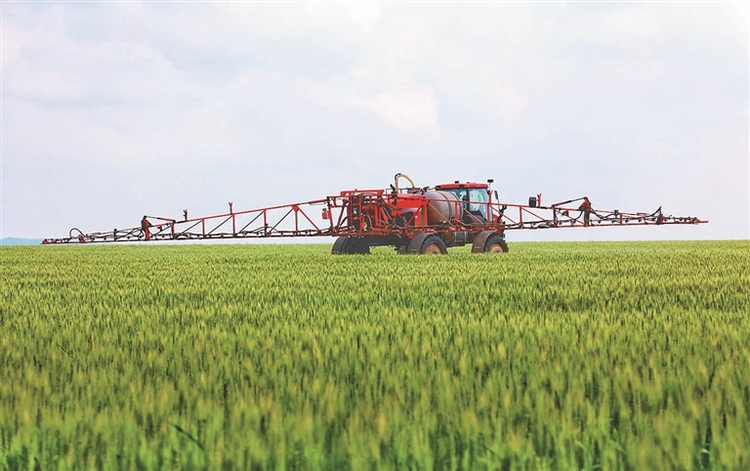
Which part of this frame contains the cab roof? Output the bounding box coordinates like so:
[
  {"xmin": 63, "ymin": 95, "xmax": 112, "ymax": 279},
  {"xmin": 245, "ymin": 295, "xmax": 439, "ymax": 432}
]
[{"xmin": 434, "ymin": 182, "xmax": 489, "ymax": 190}]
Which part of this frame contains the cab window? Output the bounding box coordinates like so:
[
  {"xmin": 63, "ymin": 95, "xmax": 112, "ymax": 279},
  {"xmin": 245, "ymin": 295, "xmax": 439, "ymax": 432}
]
[{"xmin": 468, "ymin": 189, "xmax": 488, "ymax": 219}]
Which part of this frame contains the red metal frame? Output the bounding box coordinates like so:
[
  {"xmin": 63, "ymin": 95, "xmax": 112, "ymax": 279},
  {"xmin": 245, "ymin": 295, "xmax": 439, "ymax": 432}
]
[{"xmin": 42, "ymin": 178, "xmax": 707, "ymax": 244}]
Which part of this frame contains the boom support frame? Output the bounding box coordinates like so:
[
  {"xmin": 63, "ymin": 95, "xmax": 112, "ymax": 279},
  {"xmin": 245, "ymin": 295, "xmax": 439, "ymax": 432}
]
[{"xmin": 42, "ymin": 181, "xmax": 706, "ymax": 245}]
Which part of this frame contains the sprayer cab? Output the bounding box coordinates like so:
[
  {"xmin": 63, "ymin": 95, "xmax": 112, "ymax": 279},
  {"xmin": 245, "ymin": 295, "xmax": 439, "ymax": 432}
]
[{"xmin": 434, "ymin": 182, "xmax": 492, "ymax": 223}]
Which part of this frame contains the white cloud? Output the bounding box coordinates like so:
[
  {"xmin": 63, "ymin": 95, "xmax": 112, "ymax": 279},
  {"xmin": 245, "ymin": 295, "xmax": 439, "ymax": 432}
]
[
  {"xmin": 0, "ymin": 23, "xmax": 26, "ymax": 67},
  {"xmin": 350, "ymin": 89, "xmax": 438, "ymax": 133},
  {"xmin": 8, "ymin": 70, "xmax": 88, "ymax": 102},
  {"xmin": 151, "ymin": 1, "xmax": 380, "ymax": 57}
]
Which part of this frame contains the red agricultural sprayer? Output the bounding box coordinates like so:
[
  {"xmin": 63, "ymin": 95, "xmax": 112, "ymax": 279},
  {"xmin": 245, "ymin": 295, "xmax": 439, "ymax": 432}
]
[{"xmin": 42, "ymin": 173, "xmax": 707, "ymax": 254}]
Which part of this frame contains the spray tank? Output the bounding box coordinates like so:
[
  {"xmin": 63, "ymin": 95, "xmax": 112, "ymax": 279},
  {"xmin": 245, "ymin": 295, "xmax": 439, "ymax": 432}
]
[
  {"xmin": 423, "ymin": 191, "xmax": 464, "ymax": 225},
  {"xmin": 393, "ymin": 173, "xmax": 464, "ymax": 225}
]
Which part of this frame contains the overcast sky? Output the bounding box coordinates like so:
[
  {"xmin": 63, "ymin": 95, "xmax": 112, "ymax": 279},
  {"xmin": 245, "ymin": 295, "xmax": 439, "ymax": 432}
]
[{"xmin": 2, "ymin": 1, "xmax": 748, "ymax": 242}]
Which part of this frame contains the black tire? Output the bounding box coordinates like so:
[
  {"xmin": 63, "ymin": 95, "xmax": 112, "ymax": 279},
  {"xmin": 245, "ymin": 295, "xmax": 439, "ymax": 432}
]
[
  {"xmin": 332, "ymin": 236, "xmax": 370, "ymax": 255},
  {"xmin": 350, "ymin": 238, "xmax": 371, "ymax": 254},
  {"xmin": 484, "ymin": 234, "xmax": 508, "ymax": 253},
  {"xmin": 419, "ymin": 235, "xmax": 448, "ymax": 255},
  {"xmin": 406, "ymin": 234, "xmax": 431, "ymax": 254},
  {"xmin": 331, "ymin": 236, "xmax": 350, "ymax": 255}
]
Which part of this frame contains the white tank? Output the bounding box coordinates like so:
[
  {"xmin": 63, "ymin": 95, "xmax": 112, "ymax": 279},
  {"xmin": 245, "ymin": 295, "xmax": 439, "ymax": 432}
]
[{"xmin": 424, "ymin": 191, "xmax": 464, "ymax": 225}]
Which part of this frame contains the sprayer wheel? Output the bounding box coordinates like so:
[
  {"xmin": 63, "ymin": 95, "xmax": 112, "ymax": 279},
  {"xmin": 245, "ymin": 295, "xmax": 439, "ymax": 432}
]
[
  {"xmin": 484, "ymin": 234, "xmax": 509, "ymax": 253},
  {"xmin": 421, "ymin": 235, "xmax": 448, "ymax": 255},
  {"xmin": 331, "ymin": 237, "xmax": 370, "ymax": 255}
]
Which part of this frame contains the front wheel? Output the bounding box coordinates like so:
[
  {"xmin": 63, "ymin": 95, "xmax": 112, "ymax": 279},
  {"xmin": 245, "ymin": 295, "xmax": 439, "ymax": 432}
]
[
  {"xmin": 484, "ymin": 234, "xmax": 508, "ymax": 253},
  {"xmin": 471, "ymin": 230, "xmax": 509, "ymax": 253}
]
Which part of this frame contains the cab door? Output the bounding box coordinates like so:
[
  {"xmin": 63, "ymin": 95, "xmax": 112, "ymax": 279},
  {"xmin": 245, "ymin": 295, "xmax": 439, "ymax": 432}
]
[{"xmin": 467, "ymin": 188, "xmax": 489, "ymax": 222}]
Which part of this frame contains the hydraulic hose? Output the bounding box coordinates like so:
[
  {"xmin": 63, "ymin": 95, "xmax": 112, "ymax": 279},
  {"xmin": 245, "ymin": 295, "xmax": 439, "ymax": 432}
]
[{"xmin": 394, "ymin": 173, "xmax": 417, "ymax": 193}]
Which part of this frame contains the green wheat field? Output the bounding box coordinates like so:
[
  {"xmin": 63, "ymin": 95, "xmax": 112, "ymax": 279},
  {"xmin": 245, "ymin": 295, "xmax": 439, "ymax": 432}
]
[{"xmin": 1, "ymin": 241, "xmax": 749, "ymax": 470}]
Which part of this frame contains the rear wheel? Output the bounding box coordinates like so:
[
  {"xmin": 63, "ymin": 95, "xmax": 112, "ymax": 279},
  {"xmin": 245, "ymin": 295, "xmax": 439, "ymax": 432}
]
[
  {"xmin": 331, "ymin": 237, "xmax": 370, "ymax": 255},
  {"xmin": 405, "ymin": 233, "xmax": 446, "ymax": 255},
  {"xmin": 353, "ymin": 239, "xmax": 371, "ymax": 254},
  {"xmin": 419, "ymin": 235, "xmax": 448, "ymax": 255}
]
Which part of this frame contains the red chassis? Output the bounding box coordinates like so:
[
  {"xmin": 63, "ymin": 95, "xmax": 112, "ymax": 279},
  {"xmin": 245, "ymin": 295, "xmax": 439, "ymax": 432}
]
[{"xmin": 42, "ymin": 174, "xmax": 706, "ymax": 252}]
